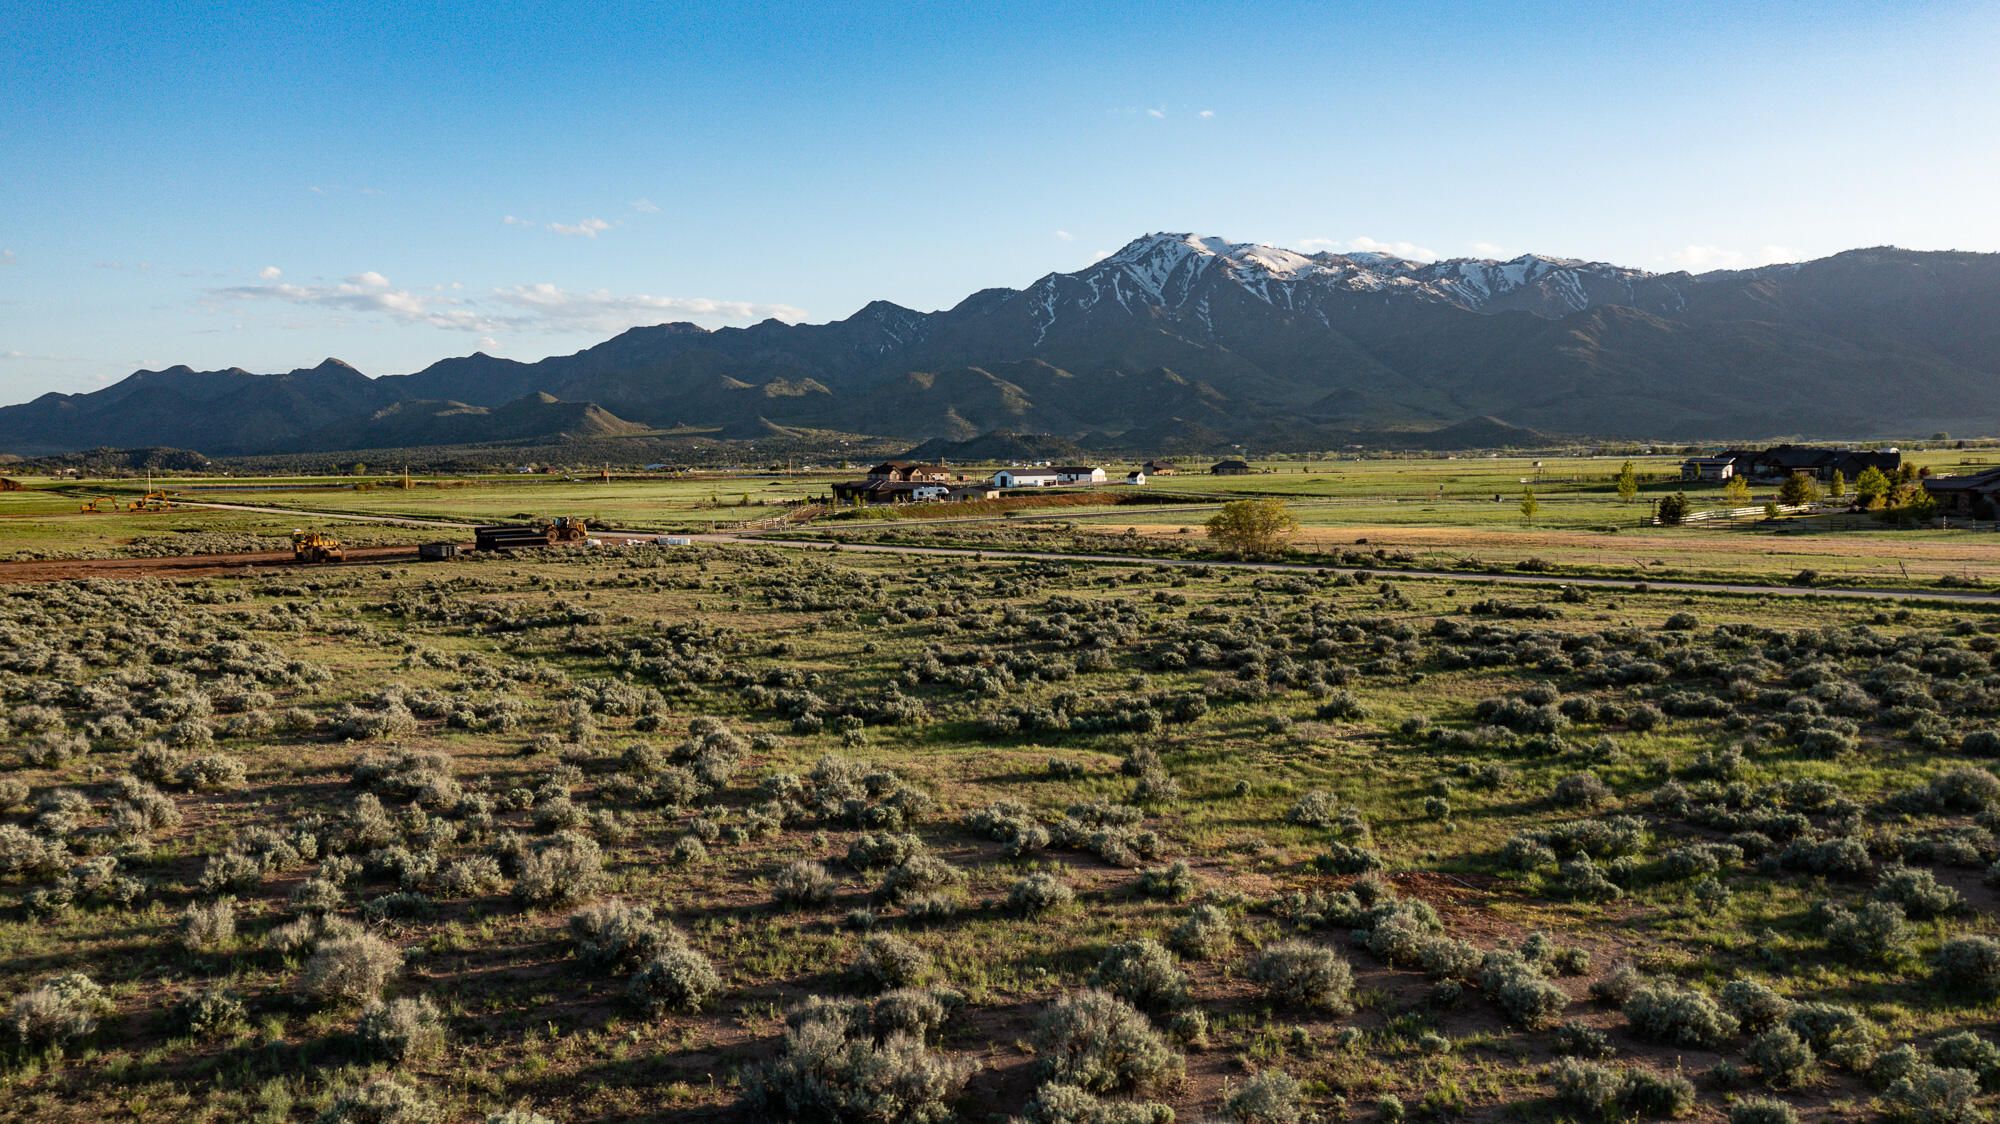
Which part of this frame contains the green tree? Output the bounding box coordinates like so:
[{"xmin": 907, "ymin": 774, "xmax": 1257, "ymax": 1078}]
[
  {"xmin": 1519, "ymin": 487, "xmax": 1541, "ymax": 523},
  {"xmin": 1205, "ymin": 498, "xmax": 1299, "ymax": 555},
  {"xmin": 1722, "ymin": 476, "xmax": 1752, "ymax": 505},
  {"xmin": 1854, "ymin": 466, "xmax": 1892, "ymax": 509},
  {"xmin": 1656, "ymin": 493, "xmax": 1691, "ymax": 525},
  {"xmin": 1778, "ymin": 471, "xmax": 1821, "ymax": 506},
  {"xmin": 1615, "ymin": 461, "xmax": 1639, "ymax": 503},
  {"xmin": 349, "ymin": 462, "xmax": 367, "ymax": 476},
  {"xmin": 1829, "ymin": 470, "xmax": 1846, "ymax": 500}
]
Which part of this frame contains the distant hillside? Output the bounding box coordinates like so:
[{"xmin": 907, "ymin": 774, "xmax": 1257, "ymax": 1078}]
[
  {"xmin": 6, "ymin": 235, "xmax": 2000, "ymax": 455},
  {"xmin": 896, "ymin": 430, "xmax": 1091, "ymax": 464}
]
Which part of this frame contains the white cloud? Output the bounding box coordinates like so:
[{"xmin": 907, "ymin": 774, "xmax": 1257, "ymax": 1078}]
[
  {"xmin": 1197, "ymin": 109, "xmax": 1214, "ymax": 118},
  {"xmin": 1469, "ymin": 241, "xmax": 1508, "ymax": 258},
  {"xmin": 477, "ymin": 336, "xmax": 501, "ymax": 352},
  {"xmin": 1297, "ymin": 236, "xmax": 1439, "ymax": 261},
  {"xmin": 0, "ymin": 250, "xmax": 15, "ymax": 266},
  {"xmin": 209, "ymin": 277, "xmax": 806, "ymax": 337},
  {"xmin": 630, "ymin": 199, "xmax": 659, "ymax": 213},
  {"xmin": 548, "ymin": 217, "xmax": 611, "ymax": 238},
  {"xmin": 1091, "ymin": 249, "xmax": 1114, "ymax": 262},
  {"xmin": 1145, "ymin": 106, "xmax": 1166, "ymax": 118},
  {"xmin": 1665, "ymin": 244, "xmax": 1797, "ymax": 271},
  {"xmin": 1055, "ymin": 230, "xmax": 1075, "ymax": 242},
  {"xmin": 502, "ymin": 214, "xmax": 533, "ymax": 226},
  {"xmin": 258, "ymin": 266, "xmax": 282, "ymax": 280}
]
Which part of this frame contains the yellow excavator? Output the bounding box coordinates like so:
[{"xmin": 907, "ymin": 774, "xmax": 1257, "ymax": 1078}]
[
  {"xmin": 291, "ymin": 529, "xmax": 345, "ymax": 563},
  {"xmin": 78, "ymin": 496, "xmax": 117, "ymax": 513},
  {"xmin": 126, "ymin": 491, "xmax": 176, "ymax": 512}
]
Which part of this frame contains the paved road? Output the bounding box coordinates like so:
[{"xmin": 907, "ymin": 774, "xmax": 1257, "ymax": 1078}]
[{"xmin": 141, "ymin": 496, "xmax": 2000, "ymax": 607}]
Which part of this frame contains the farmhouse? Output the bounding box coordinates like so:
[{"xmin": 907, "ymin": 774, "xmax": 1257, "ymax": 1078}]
[
  {"xmin": 1749, "ymin": 445, "xmax": 1900, "ymax": 483},
  {"xmin": 1680, "ymin": 455, "xmax": 1738, "ymax": 482},
  {"xmin": 1140, "ymin": 460, "xmax": 1180, "ymax": 476},
  {"xmin": 1923, "ymin": 468, "xmax": 2000, "ymax": 518},
  {"xmin": 1054, "ymin": 465, "xmax": 1107, "ymax": 484},
  {"xmin": 991, "ymin": 468, "xmax": 1060, "ymax": 488},
  {"xmin": 1210, "ymin": 459, "xmax": 1252, "ymax": 475},
  {"xmin": 1126, "ymin": 471, "xmax": 1147, "ymax": 485},
  {"xmin": 831, "ymin": 479, "xmax": 951, "ymax": 505},
  {"xmin": 867, "ymin": 461, "xmax": 951, "ymax": 483}
]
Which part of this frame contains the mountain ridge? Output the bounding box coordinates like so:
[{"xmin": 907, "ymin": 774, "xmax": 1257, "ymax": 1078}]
[{"xmin": 4, "ymin": 234, "xmax": 1998, "ymax": 454}]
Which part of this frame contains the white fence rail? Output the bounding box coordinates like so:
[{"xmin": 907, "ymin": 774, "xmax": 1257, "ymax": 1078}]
[{"xmin": 1654, "ymin": 502, "xmax": 1818, "ymax": 526}]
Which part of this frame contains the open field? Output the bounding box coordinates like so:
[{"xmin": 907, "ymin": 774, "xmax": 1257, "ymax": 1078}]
[{"xmin": 5, "ymin": 538, "xmax": 2000, "ymax": 1122}]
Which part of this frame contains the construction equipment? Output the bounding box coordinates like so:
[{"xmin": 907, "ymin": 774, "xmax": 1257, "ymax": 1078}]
[
  {"xmin": 417, "ymin": 542, "xmax": 460, "ymax": 562},
  {"xmin": 474, "ymin": 517, "xmax": 591, "ymax": 550},
  {"xmin": 78, "ymin": 496, "xmax": 116, "ymax": 513},
  {"xmin": 291, "ymin": 529, "xmax": 345, "ymax": 563},
  {"xmin": 126, "ymin": 491, "xmax": 176, "ymax": 512}
]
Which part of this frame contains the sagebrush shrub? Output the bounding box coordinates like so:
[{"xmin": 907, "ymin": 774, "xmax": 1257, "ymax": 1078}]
[
  {"xmin": 311, "ymin": 1077, "xmax": 441, "ymax": 1124},
  {"xmin": 1720, "ymin": 979, "xmax": 1793, "ymax": 1032},
  {"xmin": 1168, "ymin": 903, "xmax": 1234, "ymax": 961},
  {"xmin": 853, "ymin": 935, "xmax": 932, "ymax": 991},
  {"xmin": 1032, "ymin": 989, "xmax": 1180, "ymax": 1094},
  {"xmin": 1934, "ymin": 935, "xmax": 2000, "ymax": 997},
  {"xmin": 1224, "ymin": 1068, "xmax": 1304, "ymax": 1124},
  {"xmin": 303, "ymin": 932, "xmax": 403, "ymax": 1005},
  {"xmin": 1875, "ymin": 867, "xmax": 1963, "ymax": 919},
  {"xmin": 1008, "ymin": 873, "xmax": 1073, "ymax": 917},
  {"xmin": 627, "ymin": 945, "xmax": 722, "ymax": 1015},
  {"xmin": 1480, "ymin": 952, "xmax": 1569, "ymax": 1029},
  {"xmin": 1019, "ymin": 1081, "xmax": 1174, "ymax": 1124},
  {"xmin": 1883, "ymin": 1063, "xmax": 1983, "ymax": 1124},
  {"xmin": 178, "ymin": 898, "xmax": 236, "ymax": 953},
  {"xmin": 511, "ymin": 835, "xmax": 605, "ymax": 908},
  {"xmin": 1135, "ymin": 860, "xmax": 1198, "ymax": 902},
  {"xmin": 5, "ymin": 972, "xmax": 108, "ymax": 1045},
  {"xmin": 356, "ymin": 996, "xmax": 447, "ymax": 1061},
  {"xmin": 1089, "ymin": 940, "xmax": 1188, "ymax": 1013},
  {"xmin": 743, "ymin": 1015, "xmax": 976, "ymax": 1124},
  {"xmin": 1246, "ymin": 940, "xmax": 1354, "ymax": 1013},
  {"xmin": 1747, "ymin": 1026, "xmax": 1816, "ymax": 1087},
  {"xmin": 568, "ymin": 900, "xmax": 675, "ymax": 973},
  {"xmin": 772, "ymin": 860, "xmax": 836, "ymax": 909},
  {"xmin": 170, "ymin": 987, "xmax": 247, "ymax": 1038},
  {"xmin": 1730, "ymin": 1098, "xmax": 1800, "ymax": 1124},
  {"xmin": 1623, "ymin": 983, "xmax": 1738, "ymax": 1048}
]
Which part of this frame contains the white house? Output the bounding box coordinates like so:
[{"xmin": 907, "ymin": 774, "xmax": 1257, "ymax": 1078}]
[
  {"xmin": 1055, "ymin": 465, "xmax": 1107, "ymax": 484},
  {"xmin": 992, "ymin": 469, "xmax": 1060, "ymax": 488},
  {"xmin": 1126, "ymin": 471, "xmax": 1147, "ymax": 485}
]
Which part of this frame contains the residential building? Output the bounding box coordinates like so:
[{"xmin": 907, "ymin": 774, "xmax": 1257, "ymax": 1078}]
[
  {"xmin": 1210, "ymin": 459, "xmax": 1252, "ymax": 475},
  {"xmin": 1923, "ymin": 468, "xmax": 2000, "ymax": 517},
  {"xmin": 1140, "ymin": 460, "xmax": 1180, "ymax": 475},
  {"xmin": 1680, "ymin": 455, "xmax": 1737, "ymax": 482},
  {"xmin": 1054, "ymin": 465, "xmax": 1107, "ymax": 484},
  {"xmin": 992, "ymin": 468, "xmax": 1060, "ymax": 488}
]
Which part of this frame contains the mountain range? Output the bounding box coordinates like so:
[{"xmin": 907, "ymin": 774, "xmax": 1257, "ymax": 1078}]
[{"xmin": 6, "ymin": 232, "xmax": 1999, "ymax": 456}]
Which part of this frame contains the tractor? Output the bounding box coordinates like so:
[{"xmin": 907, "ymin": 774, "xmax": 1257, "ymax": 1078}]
[
  {"xmin": 291, "ymin": 530, "xmax": 345, "ymax": 563},
  {"xmin": 540, "ymin": 516, "xmax": 590, "ymax": 542}
]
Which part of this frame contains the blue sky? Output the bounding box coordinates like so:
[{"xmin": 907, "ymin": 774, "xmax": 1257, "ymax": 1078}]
[{"xmin": 3, "ymin": 0, "xmax": 1998, "ymax": 401}]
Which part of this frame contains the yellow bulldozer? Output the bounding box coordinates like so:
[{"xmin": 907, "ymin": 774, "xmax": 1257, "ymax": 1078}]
[
  {"xmin": 291, "ymin": 530, "xmax": 345, "ymax": 563},
  {"xmin": 540, "ymin": 516, "xmax": 590, "ymax": 542}
]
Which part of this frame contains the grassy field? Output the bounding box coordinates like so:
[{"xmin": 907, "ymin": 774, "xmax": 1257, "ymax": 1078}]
[{"xmin": 4, "ymin": 539, "xmax": 2000, "ymax": 1121}]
